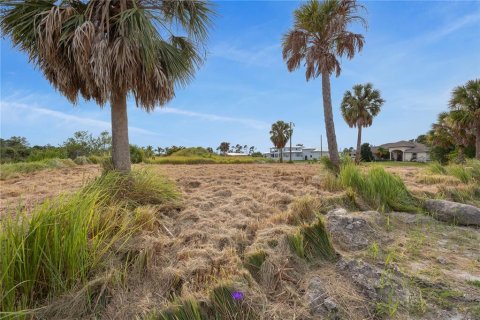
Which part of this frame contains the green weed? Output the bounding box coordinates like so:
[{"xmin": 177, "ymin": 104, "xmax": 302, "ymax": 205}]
[{"xmin": 0, "ymin": 158, "xmax": 76, "ymax": 180}]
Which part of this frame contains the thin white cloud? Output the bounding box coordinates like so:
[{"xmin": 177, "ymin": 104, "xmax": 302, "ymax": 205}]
[
  {"xmin": 210, "ymin": 42, "xmax": 281, "ymax": 67},
  {"xmin": 0, "ymin": 101, "xmax": 160, "ymax": 136},
  {"xmin": 158, "ymin": 107, "xmax": 269, "ymax": 130}
]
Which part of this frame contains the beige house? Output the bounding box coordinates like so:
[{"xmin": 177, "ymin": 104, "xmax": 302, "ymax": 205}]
[{"xmin": 377, "ymin": 141, "xmax": 430, "ymax": 162}]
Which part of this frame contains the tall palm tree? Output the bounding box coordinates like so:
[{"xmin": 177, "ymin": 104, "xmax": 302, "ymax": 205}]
[
  {"xmin": 282, "ymin": 0, "xmax": 366, "ymax": 169},
  {"xmin": 270, "ymin": 120, "xmax": 292, "ymax": 163},
  {"xmin": 341, "ymin": 83, "xmax": 385, "ymax": 163},
  {"xmin": 449, "ymin": 79, "xmax": 480, "ymax": 159},
  {"xmin": 1, "ymin": 0, "xmax": 212, "ymax": 172}
]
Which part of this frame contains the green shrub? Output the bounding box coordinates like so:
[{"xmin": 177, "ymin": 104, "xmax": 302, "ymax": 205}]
[
  {"xmin": 130, "ymin": 145, "xmax": 145, "ymax": 164},
  {"xmin": 26, "ymin": 148, "xmax": 67, "ymax": 162},
  {"xmin": 0, "ymin": 170, "xmax": 178, "ymax": 315},
  {"xmin": 74, "ymin": 155, "xmax": 91, "ymax": 165}
]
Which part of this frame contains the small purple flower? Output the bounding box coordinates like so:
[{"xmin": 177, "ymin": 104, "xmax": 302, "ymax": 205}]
[{"xmin": 231, "ymin": 291, "xmax": 244, "ymax": 300}]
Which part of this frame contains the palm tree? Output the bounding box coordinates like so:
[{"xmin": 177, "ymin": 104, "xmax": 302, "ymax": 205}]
[
  {"xmin": 449, "ymin": 79, "xmax": 480, "ymax": 159},
  {"xmin": 1, "ymin": 0, "xmax": 212, "ymax": 172},
  {"xmin": 431, "ymin": 112, "xmax": 473, "ymax": 163},
  {"xmin": 341, "ymin": 83, "xmax": 385, "ymax": 163},
  {"xmin": 217, "ymin": 142, "xmax": 230, "ymax": 156},
  {"xmin": 270, "ymin": 121, "xmax": 292, "ymax": 163},
  {"xmin": 282, "ymin": 0, "xmax": 366, "ymax": 169}
]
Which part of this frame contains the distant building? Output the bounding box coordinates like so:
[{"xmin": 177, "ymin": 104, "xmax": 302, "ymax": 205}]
[
  {"xmin": 264, "ymin": 146, "xmax": 329, "ymax": 161},
  {"xmin": 372, "ymin": 140, "xmax": 430, "ymax": 162},
  {"xmin": 226, "ymin": 152, "xmax": 248, "ymax": 156}
]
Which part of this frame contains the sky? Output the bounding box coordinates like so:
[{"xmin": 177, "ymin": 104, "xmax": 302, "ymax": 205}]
[{"xmin": 1, "ymin": 1, "xmax": 480, "ymax": 153}]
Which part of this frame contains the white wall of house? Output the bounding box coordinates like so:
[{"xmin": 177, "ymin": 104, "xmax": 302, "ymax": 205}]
[{"xmin": 264, "ymin": 147, "xmax": 328, "ymax": 161}]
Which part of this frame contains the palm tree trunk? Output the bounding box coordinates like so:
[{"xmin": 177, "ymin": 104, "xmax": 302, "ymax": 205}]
[
  {"xmin": 476, "ymin": 122, "xmax": 480, "ymax": 160},
  {"xmin": 111, "ymin": 92, "xmax": 131, "ymax": 172},
  {"xmin": 457, "ymin": 146, "xmax": 465, "ymax": 164},
  {"xmin": 355, "ymin": 125, "xmax": 362, "ymax": 164},
  {"xmin": 280, "ymin": 148, "xmax": 283, "ymax": 163},
  {"xmin": 321, "ymin": 72, "xmax": 340, "ymax": 168}
]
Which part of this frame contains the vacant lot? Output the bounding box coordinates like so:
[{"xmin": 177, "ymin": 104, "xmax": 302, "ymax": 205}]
[{"xmin": 1, "ymin": 163, "xmax": 479, "ymax": 319}]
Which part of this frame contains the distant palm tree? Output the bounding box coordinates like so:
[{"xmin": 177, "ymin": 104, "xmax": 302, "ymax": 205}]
[
  {"xmin": 1, "ymin": 0, "xmax": 212, "ymax": 172},
  {"xmin": 283, "ymin": 0, "xmax": 366, "ymax": 169},
  {"xmin": 217, "ymin": 142, "xmax": 230, "ymax": 155},
  {"xmin": 449, "ymin": 79, "xmax": 480, "ymax": 159},
  {"xmin": 270, "ymin": 121, "xmax": 292, "ymax": 163},
  {"xmin": 431, "ymin": 112, "xmax": 473, "ymax": 163},
  {"xmin": 341, "ymin": 83, "xmax": 385, "ymax": 163}
]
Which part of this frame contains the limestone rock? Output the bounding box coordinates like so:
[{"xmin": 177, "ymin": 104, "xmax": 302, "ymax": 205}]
[
  {"xmin": 424, "ymin": 199, "xmax": 480, "ymax": 226},
  {"xmin": 326, "ymin": 209, "xmax": 372, "ymax": 251}
]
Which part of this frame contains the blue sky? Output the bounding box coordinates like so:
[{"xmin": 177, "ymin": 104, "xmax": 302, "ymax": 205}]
[{"xmin": 1, "ymin": 1, "xmax": 480, "ymax": 152}]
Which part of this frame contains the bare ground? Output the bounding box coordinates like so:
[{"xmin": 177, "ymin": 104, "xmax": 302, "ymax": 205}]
[{"xmin": 1, "ymin": 163, "xmax": 479, "ymax": 319}]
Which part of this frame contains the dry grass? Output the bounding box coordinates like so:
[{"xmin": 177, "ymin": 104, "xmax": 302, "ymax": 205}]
[{"xmin": 1, "ymin": 163, "xmax": 479, "ymax": 319}]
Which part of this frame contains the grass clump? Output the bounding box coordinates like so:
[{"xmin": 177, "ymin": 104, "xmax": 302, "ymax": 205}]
[
  {"xmin": 0, "ymin": 169, "xmax": 178, "ymax": 317},
  {"xmin": 446, "ymin": 165, "xmax": 472, "ymax": 183},
  {"xmin": 0, "ymin": 158, "xmax": 76, "ymax": 180},
  {"xmin": 466, "ymin": 280, "xmax": 480, "ymax": 288},
  {"xmin": 286, "ymin": 195, "xmax": 319, "ymax": 225},
  {"xmin": 210, "ymin": 285, "xmax": 257, "ymax": 320},
  {"xmin": 427, "ymin": 161, "xmax": 447, "ymax": 175},
  {"xmin": 339, "ymin": 160, "xmax": 418, "ymax": 212},
  {"xmin": 288, "ymin": 218, "xmax": 336, "ymax": 262},
  {"xmin": 155, "ymin": 298, "xmax": 205, "ymax": 320},
  {"xmin": 244, "ymin": 250, "xmax": 268, "ymax": 278}
]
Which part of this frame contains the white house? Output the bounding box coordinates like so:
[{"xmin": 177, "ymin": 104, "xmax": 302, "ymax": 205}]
[
  {"xmin": 373, "ymin": 140, "xmax": 430, "ymax": 162},
  {"xmin": 264, "ymin": 146, "xmax": 329, "ymax": 161}
]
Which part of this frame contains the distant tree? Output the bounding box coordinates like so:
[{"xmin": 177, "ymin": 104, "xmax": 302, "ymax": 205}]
[
  {"xmin": 130, "ymin": 145, "xmax": 145, "ymax": 164},
  {"xmin": 217, "ymin": 142, "xmax": 230, "ymax": 155},
  {"xmin": 449, "ymin": 79, "xmax": 480, "ymax": 159},
  {"xmin": 251, "ymin": 152, "xmax": 264, "ymax": 158},
  {"xmin": 270, "ymin": 120, "xmax": 292, "ymax": 163},
  {"xmin": 360, "ymin": 143, "xmax": 374, "ymax": 162},
  {"xmin": 98, "ymin": 131, "xmax": 112, "ymax": 153},
  {"xmin": 416, "ymin": 134, "xmax": 428, "ymax": 145},
  {"xmin": 234, "ymin": 144, "xmax": 243, "ymax": 153},
  {"xmin": 155, "ymin": 147, "xmax": 165, "ymax": 156},
  {"xmin": 63, "ymin": 131, "xmax": 93, "ymax": 159},
  {"xmin": 341, "ymin": 83, "xmax": 385, "ymax": 163},
  {"xmin": 144, "ymin": 145, "xmax": 154, "ymax": 158},
  {"xmin": 248, "ymin": 146, "xmax": 256, "ymax": 155},
  {"xmin": 282, "ymin": 0, "xmax": 367, "ymax": 169},
  {"xmin": 206, "ymin": 147, "xmax": 214, "ymax": 154},
  {"xmin": 375, "ymin": 147, "xmax": 389, "ymax": 160}
]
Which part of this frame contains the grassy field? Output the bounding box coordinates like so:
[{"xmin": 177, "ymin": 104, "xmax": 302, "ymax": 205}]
[{"xmin": 1, "ymin": 160, "xmax": 479, "ymax": 319}]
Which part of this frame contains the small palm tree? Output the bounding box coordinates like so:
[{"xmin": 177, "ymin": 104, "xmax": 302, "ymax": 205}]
[
  {"xmin": 341, "ymin": 83, "xmax": 385, "ymax": 163},
  {"xmin": 270, "ymin": 121, "xmax": 292, "ymax": 163},
  {"xmin": 283, "ymin": 0, "xmax": 366, "ymax": 169},
  {"xmin": 449, "ymin": 79, "xmax": 480, "ymax": 159},
  {"xmin": 1, "ymin": 0, "xmax": 213, "ymax": 172}
]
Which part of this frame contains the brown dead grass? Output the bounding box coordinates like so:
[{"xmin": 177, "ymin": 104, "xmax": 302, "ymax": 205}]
[{"xmin": 1, "ymin": 163, "xmax": 479, "ymax": 319}]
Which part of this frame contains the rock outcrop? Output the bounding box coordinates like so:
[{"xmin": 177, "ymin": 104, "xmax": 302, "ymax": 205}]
[
  {"xmin": 326, "ymin": 208, "xmax": 375, "ymax": 251},
  {"xmin": 424, "ymin": 199, "xmax": 480, "ymax": 226}
]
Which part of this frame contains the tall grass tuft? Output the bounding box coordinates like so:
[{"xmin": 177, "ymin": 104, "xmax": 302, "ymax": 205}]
[
  {"xmin": 244, "ymin": 250, "xmax": 268, "ymax": 278},
  {"xmin": 339, "ymin": 160, "xmax": 418, "ymax": 212},
  {"xmin": 446, "ymin": 165, "xmax": 472, "ymax": 183},
  {"xmin": 288, "ymin": 218, "xmax": 337, "ymax": 262},
  {"xmin": 0, "ymin": 170, "xmax": 178, "ymax": 316},
  {"xmin": 427, "ymin": 162, "xmax": 447, "ymax": 175},
  {"xmin": 210, "ymin": 285, "xmax": 257, "ymax": 320},
  {"xmin": 155, "ymin": 299, "xmax": 205, "ymax": 320}
]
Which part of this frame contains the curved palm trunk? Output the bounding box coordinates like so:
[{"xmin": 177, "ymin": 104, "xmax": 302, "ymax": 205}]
[
  {"xmin": 321, "ymin": 72, "xmax": 340, "ymax": 168},
  {"xmin": 476, "ymin": 123, "xmax": 480, "ymax": 160},
  {"xmin": 111, "ymin": 92, "xmax": 131, "ymax": 172},
  {"xmin": 355, "ymin": 125, "xmax": 362, "ymax": 164}
]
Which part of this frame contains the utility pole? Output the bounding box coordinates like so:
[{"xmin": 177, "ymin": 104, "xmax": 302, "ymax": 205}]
[
  {"xmin": 320, "ymin": 134, "xmax": 323, "ymax": 157},
  {"xmin": 289, "ymin": 122, "xmax": 294, "ymax": 162}
]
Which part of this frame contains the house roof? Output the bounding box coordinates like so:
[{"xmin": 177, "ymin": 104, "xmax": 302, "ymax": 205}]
[
  {"xmin": 380, "ymin": 140, "xmax": 417, "ymax": 148},
  {"xmin": 377, "ymin": 140, "xmax": 429, "ymax": 153}
]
